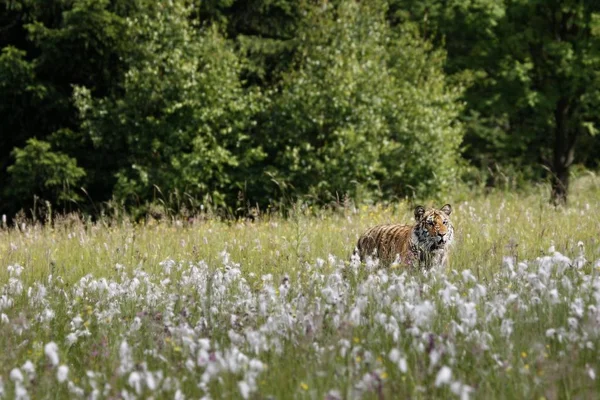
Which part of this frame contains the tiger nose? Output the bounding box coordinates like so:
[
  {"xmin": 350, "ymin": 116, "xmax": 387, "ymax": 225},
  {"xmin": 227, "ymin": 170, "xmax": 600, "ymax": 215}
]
[{"xmin": 437, "ymin": 232, "xmax": 446, "ymax": 242}]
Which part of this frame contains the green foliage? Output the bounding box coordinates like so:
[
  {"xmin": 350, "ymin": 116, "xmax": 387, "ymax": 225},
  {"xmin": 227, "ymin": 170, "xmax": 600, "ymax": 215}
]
[
  {"xmin": 259, "ymin": 1, "xmax": 464, "ymax": 203},
  {"xmin": 3, "ymin": 0, "xmax": 599, "ymax": 216},
  {"xmin": 393, "ymin": 0, "xmax": 600, "ymax": 200},
  {"xmin": 0, "ymin": 47, "xmax": 49, "ymax": 200},
  {"xmin": 73, "ymin": 1, "xmax": 263, "ymax": 210},
  {"xmin": 196, "ymin": 0, "xmax": 304, "ymax": 86},
  {"xmin": 0, "ymin": 0, "xmax": 138, "ymax": 214},
  {"xmin": 6, "ymin": 138, "xmax": 86, "ymax": 207}
]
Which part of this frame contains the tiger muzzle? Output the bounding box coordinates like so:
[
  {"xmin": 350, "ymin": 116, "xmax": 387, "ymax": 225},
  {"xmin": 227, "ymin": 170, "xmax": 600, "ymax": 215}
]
[{"xmin": 437, "ymin": 233, "xmax": 447, "ymax": 245}]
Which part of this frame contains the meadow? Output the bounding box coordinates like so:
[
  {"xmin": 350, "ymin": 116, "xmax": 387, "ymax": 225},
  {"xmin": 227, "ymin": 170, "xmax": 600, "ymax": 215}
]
[{"xmin": 1, "ymin": 176, "xmax": 600, "ymax": 399}]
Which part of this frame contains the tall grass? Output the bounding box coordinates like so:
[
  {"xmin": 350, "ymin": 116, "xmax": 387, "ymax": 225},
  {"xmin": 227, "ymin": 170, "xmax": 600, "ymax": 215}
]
[{"xmin": 0, "ymin": 175, "xmax": 599, "ymax": 398}]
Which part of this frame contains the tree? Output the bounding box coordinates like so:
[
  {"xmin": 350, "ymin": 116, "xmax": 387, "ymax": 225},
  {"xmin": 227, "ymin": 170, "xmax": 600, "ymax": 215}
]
[
  {"xmin": 390, "ymin": 0, "xmax": 600, "ymax": 204},
  {"xmin": 496, "ymin": 0, "xmax": 600, "ymax": 204},
  {"xmin": 74, "ymin": 0, "xmax": 263, "ymax": 212},
  {"xmin": 0, "ymin": 0, "xmax": 138, "ymax": 215},
  {"xmin": 6, "ymin": 138, "xmax": 85, "ymax": 210},
  {"xmin": 256, "ymin": 1, "xmax": 464, "ymax": 204}
]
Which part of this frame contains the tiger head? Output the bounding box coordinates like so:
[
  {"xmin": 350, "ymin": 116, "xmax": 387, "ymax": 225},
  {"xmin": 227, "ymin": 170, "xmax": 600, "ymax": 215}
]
[{"xmin": 412, "ymin": 204, "xmax": 454, "ymax": 251}]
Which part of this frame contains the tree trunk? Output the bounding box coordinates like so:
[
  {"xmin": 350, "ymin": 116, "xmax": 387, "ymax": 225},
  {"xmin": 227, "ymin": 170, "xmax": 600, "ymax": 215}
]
[
  {"xmin": 550, "ymin": 165, "xmax": 569, "ymax": 206},
  {"xmin": 551, "ymin": 97, "xmax": 576, "ymax": 206}
]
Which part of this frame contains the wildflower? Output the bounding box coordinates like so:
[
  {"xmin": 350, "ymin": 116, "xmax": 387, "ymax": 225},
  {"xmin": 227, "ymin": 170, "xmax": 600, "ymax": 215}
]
[
  {"xmin": 567, "ymin": 317, "xmax": 578, "ymax": 330},
  {"xmin": 500, "ymin": 319, "xmax": 513, "ymax": 338},
  {"xmin": 587, "ymin": 366, "xmax": 596, "ymax": 380},
  {"xmin": 40, "ymin": 308, "xmax": 55, "ymax": 322},
  {"xmin": 68, "ymin": 381, "xmax": 85, "ymax": 397},
  {"xmin": 10, "ymin": 368, "xmax": 24, "ymax": 382},
  {"xmin": 57, "ymin": 365, "xmax": 69, "ymax": 383},
  {"xmin": 325, "ymin": 390, "xmax": 343, "ymax": 400},
  {"xmin": 435, "ymin": 366, "xmax": 452, "ymax": 387},
  {"xmin": 44, "ymin": 342, "xmax": 59, "ymax": 366},
  {"xmin": 70, "ymin": 315, "xmax": 83, "ymax": 329},
  {"xmin": 238, "ymin": 381, "xmax": 251, "ymax": 399},
  {"xmin": 300, "ymin": 382, "xmax": 309, "ymax": 391},
  {"xmin": 118, "ymin": 341, "xmax": 134, "ymax": 375},
  {"xmin": 458, "ymin": 302, "xmax": 477, "ymax": 329},
  {"xmin": 398, "ymin": 358, "xmax": 408, "ymax": 373},
  {"xmin": 21, "ymin": 361, "xmax": 35, "ymax": 379},
  {"xmin": 66, "ymin": 332, "xmax": 78, "ymax": 346},
  {"xmin": 450, "ymin": 381, "xmax": 474, "ymax": 400},
  {"xmin": 14, "ymin": 383, "xmax": 28, "ymax": 400},
  {"xmin": 128, "ymin": 371, "xmax": 142, "ymax": 395},
  {"xmin": 145, "ymin": 372, "xmax": 157, "ymax": 391},
  {"xmin": 389, "ymin": 348, "xmax": 401, "ymax": 363}
]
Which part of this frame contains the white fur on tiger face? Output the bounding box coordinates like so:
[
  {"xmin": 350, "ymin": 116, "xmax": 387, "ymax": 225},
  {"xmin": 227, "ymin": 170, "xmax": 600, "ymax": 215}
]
[
  {"xmin": 411, "ymin": 204, "xmax": 454, "ymax": 267},
  {"xmin": 356, "ymin": 204, "xmax": 454, "ymax": 269}
]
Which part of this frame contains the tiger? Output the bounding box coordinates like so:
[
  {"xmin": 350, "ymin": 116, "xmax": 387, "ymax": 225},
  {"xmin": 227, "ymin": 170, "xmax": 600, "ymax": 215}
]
[{"xmin": 355, "ymin": 204, "xmax": 454, "ymax": 269}]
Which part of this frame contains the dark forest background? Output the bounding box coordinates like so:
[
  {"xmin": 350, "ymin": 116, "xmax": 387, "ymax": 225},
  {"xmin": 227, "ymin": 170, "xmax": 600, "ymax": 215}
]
[{"xmin": 1, "ymin": 0, "xmax": 599, "ymax": 219}]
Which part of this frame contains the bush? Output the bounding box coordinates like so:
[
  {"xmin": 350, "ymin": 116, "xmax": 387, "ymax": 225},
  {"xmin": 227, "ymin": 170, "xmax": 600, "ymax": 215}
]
[
  {"xmin": 74, "ymin": 1, "xmax": 263, "ymax": 211},
  {"xmin": 6, "ymin": 139, "xmax": 86, "ymax": 209},
  {"xmin": 256, "ymin": 1, "xmax": 465, "ymax": 205}
]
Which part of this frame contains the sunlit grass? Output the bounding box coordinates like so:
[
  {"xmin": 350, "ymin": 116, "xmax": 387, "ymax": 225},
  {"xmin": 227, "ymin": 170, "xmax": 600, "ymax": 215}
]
[
  {"xmin": 3, "ymin": 175, "xmax": 599, "ymax": 286},
  {"xmin": 0, "ymin": 174, "xmax": 599, "ymax": 398}
]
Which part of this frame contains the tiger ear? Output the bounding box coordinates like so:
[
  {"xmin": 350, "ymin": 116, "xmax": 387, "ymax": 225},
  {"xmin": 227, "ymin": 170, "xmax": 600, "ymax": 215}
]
[
  {"xmin": 440, "ymin": 204, "xmax": 452, "ymax": 215},
  {"xmin": 414, "ymin": 205, "xmax": 425, "ymax": 221}
]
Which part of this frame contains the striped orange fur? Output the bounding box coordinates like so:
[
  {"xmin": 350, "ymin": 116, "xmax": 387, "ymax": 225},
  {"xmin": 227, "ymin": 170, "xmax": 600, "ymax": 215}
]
[{"xmin": 356, "ymin": 204, "xmax": 454, "ymax": 268}]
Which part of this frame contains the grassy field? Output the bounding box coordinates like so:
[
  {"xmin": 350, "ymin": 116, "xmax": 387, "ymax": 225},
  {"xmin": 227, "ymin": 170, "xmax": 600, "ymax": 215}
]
[{"xmin": 1, "ymin": 176, "xmax": 600, "ymax": 399}]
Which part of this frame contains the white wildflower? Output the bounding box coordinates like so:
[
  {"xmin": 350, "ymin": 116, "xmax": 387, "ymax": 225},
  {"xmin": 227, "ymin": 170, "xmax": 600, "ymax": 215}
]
[
  {"xmin": 399, "ymin": 357, "xmax": 408, "ymax": 373},
  {"xmin": 435, "ymin": 366, "xmax": 452, "ymax": 387},
  {"xmin": 8, "ymin": 264, "xmax": 24, "ymax": 277},
  {"xmin": 21, "ymin": 360, "xmax": 35, "ymax": 378},
  {"xmin": 39, "ymin": 308, "xmax": 55, "ymax": 322},
  {"xmin": 450, "ymin": 381, "xmax": 474, "ymax": 400},
  {"xmin": 70, "ymin": 315, "xmax": 83, "ymax": 330},
  {"xmin": 389, "ymin": 348, "xmax": 401, "ymax": 363},
  {"xmin": 429, "ymin": 349, "xmax": 441, "ymax": 370},
  {"xmin": 66, "ymin": 332, "xmax": 78, "ymax": 346},
  {"xmin": 145, "ymin": 372, "xmax": 157, "ymax": 391},
  {"xmin": 326, "ymin": 390, "xmax": 343, "ymax": 400},
  {"xmin": 458, "ymin": 302, "xmax": 477, "ymax": 329},
  {"xmin": 571, "ymin": 298, "xmax": 584, "ymax": 318},
  {"xmin": 44, "ymin": 342, "xmax": 60, "ymax": 366},
  {"xmin": 461, "ymin": 269, "xmax": 476, "ymax": 283},
  {"xmin": 130, "ymin": 317, "xmax": 142, "ymax": 332},
  {"xmin": 15, "ymin": 383, "xmax": 29, "ymax": 400},
  {"xmin": 10, "ymin": 368, "xmax": 24, "ymax": 382},
  {"xmin": 57, "ymin": 365, "xmax": 69, "ymax": 383},
  {"xmin": 68, "ymin": 381, "xmax": 85, "ymax": 397},
  {"xmin": 587, "ymin": 366, "xmax": 596, "ymax": 380},
  {"xmin": 500, "ymin": 319, "xmax": 513, "ymax": 338},
  {"xmin": 568, "ymin": 317, "xmax": 578, "ymax": 330},
  {"xmin": 128, "ymin": 371, "xmax": 143, "ymax": 394},
  {"xmin": 118, "ymin": 341, "xmax": 134, "ymax": 375},
  {"xmin": 238, "ymin": 381, "xmax": 251, "ymax": 399}
]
